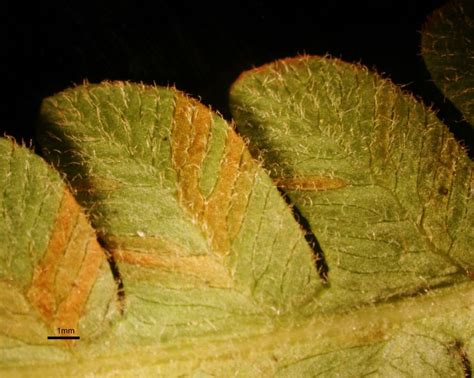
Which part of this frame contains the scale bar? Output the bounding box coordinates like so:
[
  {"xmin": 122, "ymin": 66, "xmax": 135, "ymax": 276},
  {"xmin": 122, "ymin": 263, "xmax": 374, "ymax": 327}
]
[{"xmin": 47, "ymin": 336, "xmax": 80, "ymax": 340}]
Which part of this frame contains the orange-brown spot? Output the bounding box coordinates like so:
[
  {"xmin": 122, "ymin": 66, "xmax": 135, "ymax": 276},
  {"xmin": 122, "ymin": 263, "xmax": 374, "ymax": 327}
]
[
  {"xmin": 27, "ymin": 190, "xmax": 78, "ymax": 321},
  {"xmin": 27, "ymin": 190, "xmax": 105, "ymax": 337},
  {"xmin": 203, "ymin": 130, "xmax": 245, "ymax": 253},
  {"xmin": 113, "ymin": 249, "xmax": 231, "ymax": 287},
  {"xmin": 227, "ymin": 150, "xmax": 257, "ymax": 241},
  {"xmin": 171, "ymin": 94, "xmax": 256, "ymax": 255},
  {"xmin": 55, "ymin": 239, "xmax": 104, "ymax": 335},
  {"xmin": 467, "ymin": 269, "xmax": 474, "ymax": 280},
  {"xmin": 274, "ymin": 176, "xmax": 347, "ymax": 191},
  {"xmin": 171, "ymin": 95, "xmax": 211, "ymax": 221},
  {"xmin": 104, "ymin": 234, "xmax": 194, "ymax": 257}
]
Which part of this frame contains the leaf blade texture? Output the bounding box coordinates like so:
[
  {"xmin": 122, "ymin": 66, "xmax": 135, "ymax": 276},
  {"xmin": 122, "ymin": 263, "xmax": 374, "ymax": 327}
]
[
  {"xmin": 228, "ymin": 55, "xmax": 474, "ymax": 375},
  {"xmin": 0, "ymin": 137, "xmax": 118, "ymax": 366},
  {"xmin": 3, "ymin": 68, "xmax": 473, "ymax": 375},
  {"xmin": 37, "ymin": 82, "xmax": 322, "ymax": 346},
  {"xmin": 230, "ymin": 56, "xmax": 473, "ymax": 311}
]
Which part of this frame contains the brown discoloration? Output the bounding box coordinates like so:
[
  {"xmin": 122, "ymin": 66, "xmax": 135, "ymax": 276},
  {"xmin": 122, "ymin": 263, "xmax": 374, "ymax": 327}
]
[
  {"xmin": 171, "ymin": 94, "xmax": 255, "ymax": 255},
  {"xmin": 28, "ymin": 190, "xmax": 79, "ymax": 321},
  {"xmin": 227, "ymin": 150, "xmax": 257, "ymax": 242},
  {"xmin": 467, "ymin": 270, "xmax": 474, "ymax": 280},
  {"xmin": 204, "ymin": 130, "xmax": 245, "ymax": 253},
  {"xmin": 55, "ymin": 239, "xmax": 104, "ymax": 336},
  {"xmin": 274, "ymin": 176, "xmax": 347, "ymax": 191},
  {"xmin": 171, "ymin": 95, "xmax": 210, "ymax": 223},
  {"xmin": 27, "ymin": 190, "xmax": 105, "ymax": 336},
  {"xmin": 104, "ymin": 234, "xmax": 195, "ymax": 257},
  {"xmin": 113, "ymin": 249, "xmax": 231, "ymax": 287},
  {"xmin": 451, "ymin": 340, "xmax": 472, "ymax": 378}
]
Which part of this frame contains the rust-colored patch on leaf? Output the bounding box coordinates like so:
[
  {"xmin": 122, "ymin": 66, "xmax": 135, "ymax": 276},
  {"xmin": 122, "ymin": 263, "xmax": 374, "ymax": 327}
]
[
  {"xmin": 113, "ymin": 249, "xmax": 231, "ymax": 287},
  {"xmin": 171, "ymin": 95, "xmax": 210, "ymax": 227},
  {"xmin": 274, "ymin": 176, "xmax": 348, "ymax": 191},
  {"xmin": 104, "ymin": 234, "xmax": 195, "ymax": 257},
  {"xmin": 171, "ymin": 94, "xmax": 255, "ymax": 255},
  {"xmin": 27, "ymin": 190, "xmax": 105, "ymax": 335},
  {"xmin": 203, "ymin": 130, "xmax": 246, "ymax": 253},
  {"xmin": 227, "ymin": 149, "xmax": 257, "ymax": 241}
]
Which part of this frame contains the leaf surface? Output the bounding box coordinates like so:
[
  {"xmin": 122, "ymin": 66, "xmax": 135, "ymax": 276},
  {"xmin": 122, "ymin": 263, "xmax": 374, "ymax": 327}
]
[
  {"xmin": 37, "ymin": 82, "xmax": 322, "ymax": 349},
  {"xmin": 229, "ymin": 55, "xmax": 474, "ymax": 373},
  {"xmin": 0, "ymin": 137, "xmax": 118, "ymax": 366},
  {"xmin": 2, "ymin": 69, "xmax": 473, "ymax": 375},
  {"xmin": 421, "ymin": 0, "xmax": 474, "ymax": 125}
]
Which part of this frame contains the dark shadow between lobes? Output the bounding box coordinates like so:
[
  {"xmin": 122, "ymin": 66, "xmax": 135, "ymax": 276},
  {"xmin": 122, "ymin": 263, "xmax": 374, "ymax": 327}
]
[
  {"xmin": 98, "ymin": 237, "xmax": 126, "ymax": 315},
  {"xmin": 278, "ymin": 188, "xmax": 329, "ymax": 285}
]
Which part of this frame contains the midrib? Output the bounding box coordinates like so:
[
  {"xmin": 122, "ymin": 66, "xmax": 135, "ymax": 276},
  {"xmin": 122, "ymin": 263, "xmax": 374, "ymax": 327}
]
[{"xmin": 4, "ymin": 280, "xmax": 473, "ymax": 376}]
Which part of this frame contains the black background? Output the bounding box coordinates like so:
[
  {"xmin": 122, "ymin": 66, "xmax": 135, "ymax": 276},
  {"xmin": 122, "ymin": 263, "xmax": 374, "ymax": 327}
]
[{"xmin": 3, "ymin": 0, "xmax": 473, "ymax": 153}]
